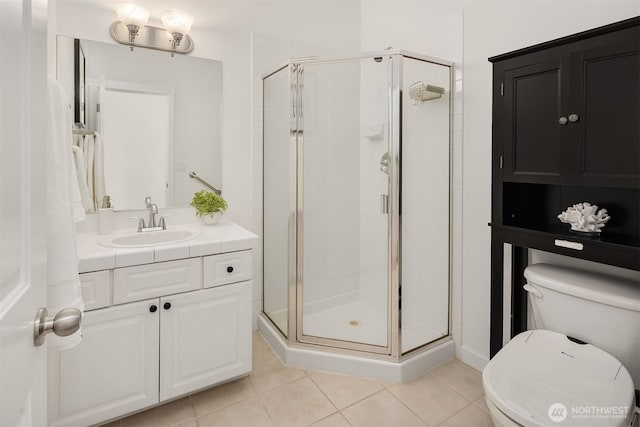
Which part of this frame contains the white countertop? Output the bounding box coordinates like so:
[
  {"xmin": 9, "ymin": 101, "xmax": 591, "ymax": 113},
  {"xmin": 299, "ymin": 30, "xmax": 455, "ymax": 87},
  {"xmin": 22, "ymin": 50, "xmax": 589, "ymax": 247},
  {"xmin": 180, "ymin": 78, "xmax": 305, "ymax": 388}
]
[{"xmin": 76, "ymin": 220, "xmax": 258, "ymax": 273}]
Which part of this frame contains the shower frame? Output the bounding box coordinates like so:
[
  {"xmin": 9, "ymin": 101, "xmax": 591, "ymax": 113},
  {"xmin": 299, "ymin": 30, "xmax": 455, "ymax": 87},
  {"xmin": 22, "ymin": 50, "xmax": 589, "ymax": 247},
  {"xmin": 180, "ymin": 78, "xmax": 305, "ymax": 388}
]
[{"xmin": 262, "ymin": 50, "xmax": 454, "ymax": 361}]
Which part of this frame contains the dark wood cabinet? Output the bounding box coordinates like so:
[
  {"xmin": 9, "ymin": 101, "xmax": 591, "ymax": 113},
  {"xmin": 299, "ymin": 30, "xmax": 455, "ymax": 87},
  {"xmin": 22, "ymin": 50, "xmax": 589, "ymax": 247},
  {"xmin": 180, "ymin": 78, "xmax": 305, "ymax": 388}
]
[
  {"xmin": 502, "ymin": 59, "xmax": 566, "ymax": 183},
  {"xmin": 569, "ymin": 38, "xmax": 640, "ymax": 187},
  {"xmin": 488, "ymin": 17, "xmax": 640, "ymax": 358},
  {"xmin": 496, "ymin": 21, "xmax": 639, "ymax": 187}
]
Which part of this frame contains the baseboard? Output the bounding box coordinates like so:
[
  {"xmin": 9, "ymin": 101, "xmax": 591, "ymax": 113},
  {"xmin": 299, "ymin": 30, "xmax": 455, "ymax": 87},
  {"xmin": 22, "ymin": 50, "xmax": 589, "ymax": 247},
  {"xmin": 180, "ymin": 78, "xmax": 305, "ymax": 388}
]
[{"xmin": 460, "ymin": 346, "xmax": 489, "ymax": 371}]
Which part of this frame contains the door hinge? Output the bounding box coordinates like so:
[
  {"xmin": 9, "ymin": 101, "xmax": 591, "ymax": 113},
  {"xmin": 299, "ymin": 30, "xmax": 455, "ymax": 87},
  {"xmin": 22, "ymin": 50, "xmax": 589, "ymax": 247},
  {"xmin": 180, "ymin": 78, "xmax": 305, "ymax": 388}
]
[
  {"xmin": 500, "ymin": 83, "xmax": 504, "ymax": 96},
  {"xmin": 96, "ymin": 103, "xmax": 101, "ymax": 112},
  {"xmin": 499, "ymin": 155, "xmax": 504, "ymax": 169}
]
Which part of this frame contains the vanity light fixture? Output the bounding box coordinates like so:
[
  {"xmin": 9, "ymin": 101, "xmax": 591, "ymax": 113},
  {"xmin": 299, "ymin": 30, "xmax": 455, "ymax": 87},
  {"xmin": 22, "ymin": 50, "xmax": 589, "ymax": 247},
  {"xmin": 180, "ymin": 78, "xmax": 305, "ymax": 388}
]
[{"xmin": 110, "ymin": 2, "xmax": 194, "ymax": 55}]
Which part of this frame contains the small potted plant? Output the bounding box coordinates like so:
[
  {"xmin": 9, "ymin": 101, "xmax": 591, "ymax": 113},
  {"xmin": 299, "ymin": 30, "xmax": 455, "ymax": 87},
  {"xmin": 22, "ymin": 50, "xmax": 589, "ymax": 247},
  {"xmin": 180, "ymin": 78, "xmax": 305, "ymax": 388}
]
[{"xmin": 190, "ymin": 190, "xmax": 228, "ymax": 224}]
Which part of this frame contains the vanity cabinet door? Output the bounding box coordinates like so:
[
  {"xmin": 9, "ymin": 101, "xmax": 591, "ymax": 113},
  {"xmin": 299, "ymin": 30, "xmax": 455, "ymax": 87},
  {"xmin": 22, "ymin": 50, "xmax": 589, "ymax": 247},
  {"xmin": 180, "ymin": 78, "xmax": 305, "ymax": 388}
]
[
  {"xmin": 159, "ymin": 281, "xmax": 252, "ymax": 401},
  {"xmin": 48, "ymin": 299, "xmax": 160, "ymax": 427}
]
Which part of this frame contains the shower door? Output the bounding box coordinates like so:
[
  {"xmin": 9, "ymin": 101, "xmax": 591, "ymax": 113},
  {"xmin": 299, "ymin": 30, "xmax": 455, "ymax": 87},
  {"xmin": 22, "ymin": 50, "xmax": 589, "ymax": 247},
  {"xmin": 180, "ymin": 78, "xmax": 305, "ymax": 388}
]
[{"xmin": 296, "ymin": 57, "xmax": 393, "ymax": 352}]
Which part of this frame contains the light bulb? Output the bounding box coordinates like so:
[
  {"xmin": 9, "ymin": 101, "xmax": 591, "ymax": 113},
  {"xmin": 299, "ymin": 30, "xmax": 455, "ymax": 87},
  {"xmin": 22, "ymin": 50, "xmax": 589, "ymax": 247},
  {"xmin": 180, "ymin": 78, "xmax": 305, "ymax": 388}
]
[
  {"xmin": 160, "ymin": 9, "xmax": 194, "ymax": 36},
  {"xmin": 115, "ymin": 2, "xmax": 150, "ymax": 28}
]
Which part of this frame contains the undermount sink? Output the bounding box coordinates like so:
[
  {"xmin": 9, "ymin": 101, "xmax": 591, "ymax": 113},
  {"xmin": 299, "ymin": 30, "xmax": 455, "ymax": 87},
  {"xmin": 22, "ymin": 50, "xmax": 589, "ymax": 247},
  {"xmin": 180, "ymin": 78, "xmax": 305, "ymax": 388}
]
[{"xmin": 100, "ymin": 229, "xmax": 202, "ymax": 248}]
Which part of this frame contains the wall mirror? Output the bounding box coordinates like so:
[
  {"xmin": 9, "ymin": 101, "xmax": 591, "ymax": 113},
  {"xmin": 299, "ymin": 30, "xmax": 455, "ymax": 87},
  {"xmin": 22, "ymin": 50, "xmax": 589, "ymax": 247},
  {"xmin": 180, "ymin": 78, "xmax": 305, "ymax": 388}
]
[{"xmin": 56, "ymin": 36, "xmax": 222, "ymax": 212}]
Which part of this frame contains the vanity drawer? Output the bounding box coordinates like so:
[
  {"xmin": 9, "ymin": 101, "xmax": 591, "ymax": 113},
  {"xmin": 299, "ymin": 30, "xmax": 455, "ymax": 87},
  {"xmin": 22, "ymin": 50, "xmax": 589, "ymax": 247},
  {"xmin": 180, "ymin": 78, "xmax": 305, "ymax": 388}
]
[
  {"xmin": 79, "ymin": 271, "xmax": 111, "ymax": 311},
  {"xmin": 203, "ymin": 251, "xmax": 252, "ymax": 288},
  {"xmin": 114, "ymin": 259, "xmax": 202, "ymax": 304}
]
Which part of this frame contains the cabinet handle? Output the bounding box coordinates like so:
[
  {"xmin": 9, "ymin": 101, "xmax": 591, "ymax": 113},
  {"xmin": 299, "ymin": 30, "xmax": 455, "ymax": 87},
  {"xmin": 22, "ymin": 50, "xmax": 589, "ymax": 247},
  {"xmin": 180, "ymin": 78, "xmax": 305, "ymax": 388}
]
[
  {"xmin": 227, "ymin": 266, "xmax": 234, "ymax": 273},
  {"xmin": 558, "ymin": 116, "xmax": 568, "ymax": 125},
  {"xmin": 149, "ymin": 304, "xmax": 158, "ymax": 313},
  {"xmin": 568, "ymin": 113, "xmax": 580, "ymax": 123},
  {"xmin": 163, "ymin": 302, "xmax": 171, "ymax": 310}
]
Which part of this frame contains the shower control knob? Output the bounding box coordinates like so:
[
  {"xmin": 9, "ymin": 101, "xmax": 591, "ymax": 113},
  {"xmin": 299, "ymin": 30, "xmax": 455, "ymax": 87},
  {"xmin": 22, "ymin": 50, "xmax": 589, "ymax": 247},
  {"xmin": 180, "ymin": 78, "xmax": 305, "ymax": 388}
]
[
  {"xmin": 227, "ymin": 266, "xmax": 234, "ymax": 273},
  {"xmin": 149, "ymin": 305, "xmax": 158, "ymax": 313},
  {"xmin": 163, "ymin": 302, "xmax": 171, "ymax": 310}
]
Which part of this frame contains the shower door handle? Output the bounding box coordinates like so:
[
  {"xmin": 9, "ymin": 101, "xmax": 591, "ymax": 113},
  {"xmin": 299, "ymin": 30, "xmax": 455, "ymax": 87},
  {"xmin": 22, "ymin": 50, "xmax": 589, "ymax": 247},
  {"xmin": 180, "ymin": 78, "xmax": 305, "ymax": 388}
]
[{"xmin": 381, "ymin": 194, "xmax": 389, "ymax": 214}]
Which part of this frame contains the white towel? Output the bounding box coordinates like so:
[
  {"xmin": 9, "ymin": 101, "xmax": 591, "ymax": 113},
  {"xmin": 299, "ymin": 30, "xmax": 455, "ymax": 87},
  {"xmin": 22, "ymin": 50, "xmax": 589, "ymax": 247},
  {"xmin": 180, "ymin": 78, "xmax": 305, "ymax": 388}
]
[
  {"xmin": 94, "ymin": 132, "xmax": 107, "ymax": 208},
  {"xmin": 47, "ymin": 78, "xmax": 85, "ymax": 350},
  {"xmin": 72, "ymin": 145, "xmax": 93, "ymax": 213}
]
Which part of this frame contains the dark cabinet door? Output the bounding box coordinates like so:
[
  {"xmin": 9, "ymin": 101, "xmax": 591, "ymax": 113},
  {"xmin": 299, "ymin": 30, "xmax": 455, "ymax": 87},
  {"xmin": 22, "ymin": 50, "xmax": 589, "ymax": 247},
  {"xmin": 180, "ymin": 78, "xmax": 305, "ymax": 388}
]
[
  {"xmin": 503, "ymin": 59, "xmax": 570, "ymax": 183},
  {"xmin": 569, "ymin": 36, "xmax": 640, "ymax": 188}
]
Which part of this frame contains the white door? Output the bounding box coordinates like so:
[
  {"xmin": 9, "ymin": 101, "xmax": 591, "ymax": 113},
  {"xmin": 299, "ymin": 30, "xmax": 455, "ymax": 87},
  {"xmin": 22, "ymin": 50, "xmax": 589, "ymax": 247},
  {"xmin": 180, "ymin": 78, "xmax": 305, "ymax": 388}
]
[
  {"xmin": 0, "ymin": 0, "xmax": 48, "ymax": 426},
  {"xmin": 159, "ymin": 282, "xmax": 252, "ymax": 401}
]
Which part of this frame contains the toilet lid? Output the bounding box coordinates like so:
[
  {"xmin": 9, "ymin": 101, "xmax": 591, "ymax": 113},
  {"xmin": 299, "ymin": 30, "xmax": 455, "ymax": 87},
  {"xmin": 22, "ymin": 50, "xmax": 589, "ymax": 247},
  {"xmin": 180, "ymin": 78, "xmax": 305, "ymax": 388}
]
[{"xmin": 483, "ymin": 330, "xmax": 635, "ymax": 427}]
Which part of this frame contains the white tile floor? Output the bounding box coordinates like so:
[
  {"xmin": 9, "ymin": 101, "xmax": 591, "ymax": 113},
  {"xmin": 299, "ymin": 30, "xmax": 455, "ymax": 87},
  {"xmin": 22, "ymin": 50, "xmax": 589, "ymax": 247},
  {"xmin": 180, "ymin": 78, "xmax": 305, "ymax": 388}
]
[{"xmin": 103, "ymin": 332, "xmax": 494, "ymax": 427}]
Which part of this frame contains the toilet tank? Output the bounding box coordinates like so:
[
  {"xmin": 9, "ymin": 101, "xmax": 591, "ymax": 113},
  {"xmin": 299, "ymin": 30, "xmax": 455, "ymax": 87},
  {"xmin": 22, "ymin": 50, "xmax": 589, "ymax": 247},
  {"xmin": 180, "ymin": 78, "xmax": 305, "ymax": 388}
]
[{"xmin": 524, "ymin": 263, "xmax": 640, "ymax": 387}]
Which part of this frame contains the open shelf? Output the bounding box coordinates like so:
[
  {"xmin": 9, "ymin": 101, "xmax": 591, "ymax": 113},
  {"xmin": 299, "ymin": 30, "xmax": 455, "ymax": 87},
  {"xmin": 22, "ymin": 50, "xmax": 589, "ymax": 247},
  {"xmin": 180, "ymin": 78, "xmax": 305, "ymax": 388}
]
[{"xmin": 489, "ymin": 223, "xmax": 640, "ymax": 271}]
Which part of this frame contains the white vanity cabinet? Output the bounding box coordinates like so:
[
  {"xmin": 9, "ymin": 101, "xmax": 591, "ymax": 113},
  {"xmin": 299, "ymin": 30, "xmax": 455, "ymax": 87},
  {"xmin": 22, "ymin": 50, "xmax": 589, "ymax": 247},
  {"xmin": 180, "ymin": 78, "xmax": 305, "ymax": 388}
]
[
  {"xmin": 48, "ymin": 299, "xmax": 160, "ymax": 427},
  {"xmin": 48, "ymin": 247, "xmax": 254, "ymax": 427},
  {"xmin": 160, "ymin": 282, "xmax": 251, "ymax": 401}
]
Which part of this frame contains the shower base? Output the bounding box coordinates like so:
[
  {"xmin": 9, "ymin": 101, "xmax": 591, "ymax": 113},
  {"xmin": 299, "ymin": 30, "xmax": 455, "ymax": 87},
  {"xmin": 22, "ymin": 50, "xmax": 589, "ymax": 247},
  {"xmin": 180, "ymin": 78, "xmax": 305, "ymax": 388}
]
[
  {"xmin": 268, "ymin": 290, "xmax": 444, "ymax": 351},
  {"xmin": 260, "ymin": 291, "xmax": 454, "ymax": 382}
]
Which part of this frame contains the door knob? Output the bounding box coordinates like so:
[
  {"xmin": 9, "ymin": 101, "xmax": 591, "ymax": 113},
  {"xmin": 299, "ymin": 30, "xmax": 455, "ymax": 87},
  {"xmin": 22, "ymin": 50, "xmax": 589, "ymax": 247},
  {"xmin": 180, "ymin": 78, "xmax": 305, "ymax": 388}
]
[
  {"xmin": 568, "ymin": 113, "xmax": 580, "ymax": 123},
  {"xmin": 33, "ymin": 307, "xmax": 82, "ymax": 346},
  {"xmin": 558, "ymin": 116, "xmax": 568, "ymax": 125}
]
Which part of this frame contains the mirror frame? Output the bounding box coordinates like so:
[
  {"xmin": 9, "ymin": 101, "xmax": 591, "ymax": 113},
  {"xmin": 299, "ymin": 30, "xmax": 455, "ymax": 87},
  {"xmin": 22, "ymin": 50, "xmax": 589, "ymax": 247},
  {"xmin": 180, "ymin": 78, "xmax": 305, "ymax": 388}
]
[{"xmin": 73, "ymin": 38, "xmax": 86, "ymax": 126}]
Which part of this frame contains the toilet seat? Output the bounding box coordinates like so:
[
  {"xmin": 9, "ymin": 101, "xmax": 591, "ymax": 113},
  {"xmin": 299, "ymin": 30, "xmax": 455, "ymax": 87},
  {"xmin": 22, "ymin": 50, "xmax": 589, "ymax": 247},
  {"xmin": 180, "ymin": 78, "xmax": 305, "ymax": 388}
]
[{"xmin": 483, "ymin": 330, "xmax": 636, "ymax": 427}]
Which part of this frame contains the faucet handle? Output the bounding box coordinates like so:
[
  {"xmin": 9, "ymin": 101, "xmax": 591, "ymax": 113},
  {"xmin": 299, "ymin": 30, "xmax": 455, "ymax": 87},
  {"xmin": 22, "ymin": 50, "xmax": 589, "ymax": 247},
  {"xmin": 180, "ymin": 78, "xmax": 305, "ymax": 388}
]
[
  {"xmin": 144, "ymin": 196, "xmax": 152, "ymax": 208},
  {"xmin": 128, "ymin": 217, "xmax": 146, "ymax": 232},
  {"xmin": 158, "ymin": 216, "xmax": 166, "ymax": 230}
]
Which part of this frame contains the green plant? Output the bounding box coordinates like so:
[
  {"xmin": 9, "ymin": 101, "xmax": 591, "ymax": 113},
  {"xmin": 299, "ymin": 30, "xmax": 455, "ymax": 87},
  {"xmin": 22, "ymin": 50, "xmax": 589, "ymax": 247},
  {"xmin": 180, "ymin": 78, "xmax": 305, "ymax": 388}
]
[{"xmin": 190, "ymin": 190, "xmax": 228, "ymax": 217}]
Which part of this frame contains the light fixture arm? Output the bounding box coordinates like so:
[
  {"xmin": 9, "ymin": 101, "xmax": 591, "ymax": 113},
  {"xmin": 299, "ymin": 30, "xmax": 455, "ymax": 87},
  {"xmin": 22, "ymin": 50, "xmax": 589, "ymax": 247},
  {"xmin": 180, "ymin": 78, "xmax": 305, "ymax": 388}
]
[
  {"xmin": 110, "ymin": 22, "xmax": 194, "ymax": 55},
  {"xmin": 126, "ymin": 24, "xmax": 140, "ymax": 50}
]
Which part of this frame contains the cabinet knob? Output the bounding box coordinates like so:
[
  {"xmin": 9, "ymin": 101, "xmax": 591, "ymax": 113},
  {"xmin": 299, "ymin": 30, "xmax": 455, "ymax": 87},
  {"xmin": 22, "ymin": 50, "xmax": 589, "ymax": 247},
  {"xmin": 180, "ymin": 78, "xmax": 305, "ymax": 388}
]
[
  {"xmin": 568, "ymin": 113, "xmax": 580, "ymax": 123},
  {"xmin": 149, "ymin": 305, "xmax": 158, "ymax": 313},
  {"xmin": 227, "ymin": 266, "xmax": 234, "ymax": 273},
  {"xmin": 558, "ymin": 116, "xmax": 568, "ymax": 125},
  {"xmin": 163, "ymin": 302, "xmax": 171, "ymax": 310}
]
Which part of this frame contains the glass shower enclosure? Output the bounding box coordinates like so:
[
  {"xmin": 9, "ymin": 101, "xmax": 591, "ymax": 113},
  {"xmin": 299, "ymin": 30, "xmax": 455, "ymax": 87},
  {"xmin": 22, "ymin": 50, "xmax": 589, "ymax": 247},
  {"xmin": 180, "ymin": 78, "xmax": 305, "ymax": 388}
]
[{"xmin": 263, "ymin": 51, "xmax": 452, "ymax": 358}]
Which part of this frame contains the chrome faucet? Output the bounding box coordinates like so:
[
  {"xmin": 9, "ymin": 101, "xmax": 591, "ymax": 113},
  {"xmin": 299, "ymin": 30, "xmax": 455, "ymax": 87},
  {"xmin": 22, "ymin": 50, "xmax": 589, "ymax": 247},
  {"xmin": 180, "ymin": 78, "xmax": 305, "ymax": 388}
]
[{"xmin": 135, "ymin": 196, "xmax": 166, "ymax": 232}]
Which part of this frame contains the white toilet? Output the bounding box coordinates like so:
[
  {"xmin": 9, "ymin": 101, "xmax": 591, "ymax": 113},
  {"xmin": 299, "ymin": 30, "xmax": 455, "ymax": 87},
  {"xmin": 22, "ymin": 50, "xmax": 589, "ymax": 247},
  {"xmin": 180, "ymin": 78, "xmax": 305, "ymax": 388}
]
[{"xmin": 483, "ymin": 264, "xmax": 639, "ymax": 427}]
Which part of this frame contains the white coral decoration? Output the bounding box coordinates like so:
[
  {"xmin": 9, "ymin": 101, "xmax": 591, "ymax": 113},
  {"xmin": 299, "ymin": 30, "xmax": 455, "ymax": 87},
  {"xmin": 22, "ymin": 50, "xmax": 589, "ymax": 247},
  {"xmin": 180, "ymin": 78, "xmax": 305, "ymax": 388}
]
[{"xmin": 557, "ymin": 202, "xmax": 610, "ymax": 233}]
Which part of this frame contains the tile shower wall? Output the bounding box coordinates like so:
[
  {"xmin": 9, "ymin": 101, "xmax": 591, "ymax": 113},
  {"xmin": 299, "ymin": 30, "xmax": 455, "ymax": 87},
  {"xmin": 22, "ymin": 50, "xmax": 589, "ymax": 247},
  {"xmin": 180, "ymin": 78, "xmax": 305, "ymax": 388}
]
[{"xmin": 301, "ymin": 61, "xmax": 362, "ymax": 306}]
